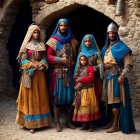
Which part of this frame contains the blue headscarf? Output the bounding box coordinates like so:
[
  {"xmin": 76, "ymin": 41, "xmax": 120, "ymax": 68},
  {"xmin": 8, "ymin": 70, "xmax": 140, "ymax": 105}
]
[
  {"xmin": 74, "ymin": 34, "xmax": 101, "ymax": 75},
  {"xmin": 51, "ymin": 18, "xmax": 73, "ymax": 51},
  {"xmin": 81, "ymin": 34, "xmax": 99, "ymax": 57},
  {"xmin": 101, "ymin": 33, "xmax": 132, "ymax": 67}
]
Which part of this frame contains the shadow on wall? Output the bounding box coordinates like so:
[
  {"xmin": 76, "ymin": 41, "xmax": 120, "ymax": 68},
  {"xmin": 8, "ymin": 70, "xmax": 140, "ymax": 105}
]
[{"xmin": 7, "ymin": 0, "xmax": 32, "ymax": 90}]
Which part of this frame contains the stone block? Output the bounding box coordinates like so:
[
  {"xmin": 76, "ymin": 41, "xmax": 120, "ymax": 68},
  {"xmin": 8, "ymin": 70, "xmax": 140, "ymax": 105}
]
[
  {"xmin": 45, "ymin": 0, "xmax": 59, "ymax": 4},
  {"xmin": 120, "ymin": 19, "xmax": 128, "ymax": 26},
  {"xmin": 134, "ymin": 8, "xmax": 140, "ymax": 17},
  {"xmin": 119, "ymin": 26, "xmax": 129, "ymax": 37},
  {"xmin": 32, "ymin": 2, "xmax": 45, "ymax": 10},
  {"xmin": 136, "ymin": 2, "xmax": 140, "ymax": 8},
  {"xmin": 127, "ymin": 20, "xmax": 136, "ymax": 27},
  {"xmin": 133, "ymin": 31, "xmax": 140, "ymax": 40}
]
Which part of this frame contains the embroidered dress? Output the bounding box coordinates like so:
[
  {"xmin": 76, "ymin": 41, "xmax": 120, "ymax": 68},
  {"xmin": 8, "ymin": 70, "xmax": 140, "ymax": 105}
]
[
  {"xmin": 16, "ymin": 25, "xmax": 52, "ymax": 129},
  {"xmin": 73, "ymin": 66, "xmax": 101, "ymax": 122}
]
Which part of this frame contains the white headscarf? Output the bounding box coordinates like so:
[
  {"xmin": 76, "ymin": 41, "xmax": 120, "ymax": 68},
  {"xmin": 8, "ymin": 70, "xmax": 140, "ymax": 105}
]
[{"xmin": 17, "ymin": 24, "xmax": 46, "ymax": 61}]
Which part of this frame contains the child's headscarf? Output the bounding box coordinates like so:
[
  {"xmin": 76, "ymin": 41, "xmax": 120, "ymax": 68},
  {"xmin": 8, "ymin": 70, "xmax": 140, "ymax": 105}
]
[{"xmin": 74, "ymin": 34, "xmax": 101, "ymax": 75}]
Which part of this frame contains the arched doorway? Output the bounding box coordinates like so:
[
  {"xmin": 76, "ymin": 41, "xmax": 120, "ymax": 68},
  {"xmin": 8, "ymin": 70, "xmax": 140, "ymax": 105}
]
[{"xmin": 46, "ymin": 6, "xmax": 116, "ymax": 49}]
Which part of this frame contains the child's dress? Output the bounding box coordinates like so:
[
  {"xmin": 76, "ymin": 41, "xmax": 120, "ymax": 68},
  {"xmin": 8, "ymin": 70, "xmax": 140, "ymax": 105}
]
[{"xmin": 73, "ymin": 65, "xmax": 101, "ymax": 122}]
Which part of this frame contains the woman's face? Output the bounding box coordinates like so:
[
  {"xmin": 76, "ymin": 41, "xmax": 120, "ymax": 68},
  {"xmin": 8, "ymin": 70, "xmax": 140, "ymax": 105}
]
[
  {"xmin": 80, "ymin": 56, "xmax": 87, "ymax": 66},
  {"xmin": 32, "ymin": 29, "xmax": 40, "ymax": 40},
  {"xmin": 84, "ymin": 40, "xmax": 91, "ymax": 47}
]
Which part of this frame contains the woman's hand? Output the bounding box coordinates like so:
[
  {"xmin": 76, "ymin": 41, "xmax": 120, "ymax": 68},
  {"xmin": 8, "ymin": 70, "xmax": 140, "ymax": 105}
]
[
  {"xmin": 33, "ymin": 64, "xmax": 39, "ymax": 71},
  {"xmin": 38, "ymin": 64, "xmax": 44, "ymax": 70},
  {"xmin": 118, "ymin": 76, "xmax": 124, "ymax": 84}
]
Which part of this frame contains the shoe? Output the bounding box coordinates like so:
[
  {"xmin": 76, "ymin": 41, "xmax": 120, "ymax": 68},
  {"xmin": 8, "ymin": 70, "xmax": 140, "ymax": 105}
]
[
  {"xmin": 88, "ymin": 123, "xmax": 94, "ymax": 132},
  {"xmin": 102, "ymin": 122, "xmax": 113, "ymax": 129},
  {"xmin": 55, "ymin": 121, "xmax": 62, "ymax": 132},
  {"xmin": 66, "ymin": 122, "xmax": 76, "ymax": 129},
  {"xmin": 80, "ymin": 123, "xmax": 87, "ymax": 130}
]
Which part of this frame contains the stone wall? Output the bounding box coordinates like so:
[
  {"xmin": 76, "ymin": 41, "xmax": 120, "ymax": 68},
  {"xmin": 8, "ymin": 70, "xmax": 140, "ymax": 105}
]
[
  {"xmin": 0, "ymin": 0, "xmax": 140, "ymax": 117},
  {"xmin": 0, "ymin": 0, "xmax": 25, "ymax": 97}
]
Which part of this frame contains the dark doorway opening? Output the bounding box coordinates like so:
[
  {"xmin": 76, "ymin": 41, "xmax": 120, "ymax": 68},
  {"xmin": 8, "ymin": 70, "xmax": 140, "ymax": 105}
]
[
  {"xmin": 7, "ymin": 0, "xmax": 32, "ymax": 90},
  {"xmin": 46, "ymin": 6, "xmax": 116, "ymax": 49}
]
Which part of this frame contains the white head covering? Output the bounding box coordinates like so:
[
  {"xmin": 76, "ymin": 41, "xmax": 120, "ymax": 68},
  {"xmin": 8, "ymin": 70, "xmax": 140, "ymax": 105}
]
[{"xmin": 17, "ymin": 24, "xmax": 46, "ymax": 61}]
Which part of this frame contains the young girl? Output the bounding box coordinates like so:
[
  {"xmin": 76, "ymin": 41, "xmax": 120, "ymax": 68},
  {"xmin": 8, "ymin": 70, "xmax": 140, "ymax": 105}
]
[{"xmin": 73, "ymin": 55, "xmax": 101, "ymax": 132}]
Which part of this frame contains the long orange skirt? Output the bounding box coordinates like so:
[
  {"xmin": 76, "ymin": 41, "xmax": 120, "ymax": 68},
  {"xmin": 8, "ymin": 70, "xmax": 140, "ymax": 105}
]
[{"xmin": 16, "ymin": 71, "xmax": 52, "ymax": 128}]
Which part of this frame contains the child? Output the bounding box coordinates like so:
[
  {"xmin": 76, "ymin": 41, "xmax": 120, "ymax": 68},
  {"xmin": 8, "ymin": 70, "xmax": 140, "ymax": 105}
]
[{"xmin": 73, "ymin": 55, "xmax": 101, "ymax": 132}]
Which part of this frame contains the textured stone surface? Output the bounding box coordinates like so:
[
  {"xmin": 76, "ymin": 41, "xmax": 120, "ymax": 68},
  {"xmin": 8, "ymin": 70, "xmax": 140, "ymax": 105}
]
[
  {"xmin": 0, "ymin": 0, "xmax": 25, "ymax": 100},
  {"xmin": 0, "ymin": 0, "xmax": 140, "ymax": 117},
  {"xmin": 118, "ymin": 27, "xmax": 129, "ymax": 37},
  {"xmin": 45, "ymin": 0, "xmax": 59, "ymax": 4}
]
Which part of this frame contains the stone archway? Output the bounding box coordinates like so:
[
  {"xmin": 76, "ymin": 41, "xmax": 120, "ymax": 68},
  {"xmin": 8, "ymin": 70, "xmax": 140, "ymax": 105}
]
[
  {"xmin": 33, "ymin": 1, "xmax": 120, "ymax": 48},
  {"xmin": 35, "ymin": 0, "xmax": 118, "ymax": 27},
  {"xmin": 44, "ymin": 6, "xmax": 115, "ymax": 49}
]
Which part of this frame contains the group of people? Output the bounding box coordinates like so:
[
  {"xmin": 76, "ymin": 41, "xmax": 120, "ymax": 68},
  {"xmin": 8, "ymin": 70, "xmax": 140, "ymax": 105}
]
[{"xmin": 15, "ymin": 18, "xmax": 135, "ymax": 134}]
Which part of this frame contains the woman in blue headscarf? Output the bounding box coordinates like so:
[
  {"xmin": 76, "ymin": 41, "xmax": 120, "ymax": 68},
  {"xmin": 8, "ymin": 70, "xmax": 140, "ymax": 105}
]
[
  {"xmin": 73, "ymin": 34, "xmax": 103, "ymax": 130},
  {"xmin": 74, "ymin": 34, "xmax": 103, "ymax": 102}
]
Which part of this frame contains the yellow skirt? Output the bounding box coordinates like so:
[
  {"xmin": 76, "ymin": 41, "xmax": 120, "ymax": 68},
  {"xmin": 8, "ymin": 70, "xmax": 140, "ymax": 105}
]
[
  {"xmin": 16, "ymin": 71, "xmax": 52, "ymax": 128},
  {"xmin": 73, "ymin": 87, "xmax": 101, "ymax": 122}
]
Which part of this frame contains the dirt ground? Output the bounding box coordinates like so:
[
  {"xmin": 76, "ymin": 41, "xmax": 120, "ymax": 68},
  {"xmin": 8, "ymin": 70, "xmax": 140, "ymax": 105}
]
[{"xmin": 0, "ymin": 96, "xmax": 140, "ymax": 140}]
